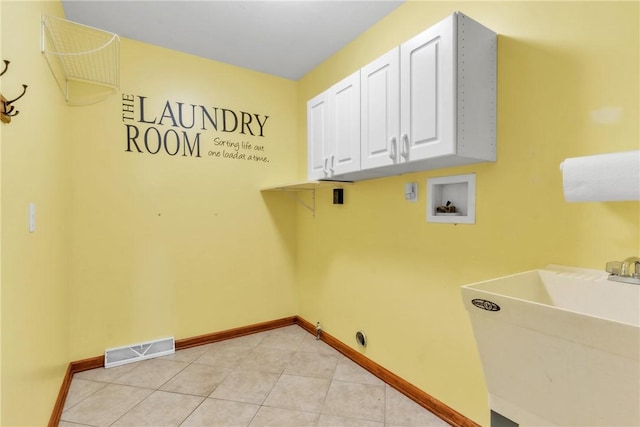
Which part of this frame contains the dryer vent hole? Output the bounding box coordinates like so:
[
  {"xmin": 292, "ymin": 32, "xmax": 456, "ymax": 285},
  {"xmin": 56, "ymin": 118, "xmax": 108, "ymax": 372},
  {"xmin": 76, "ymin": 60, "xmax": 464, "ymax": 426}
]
[{"xmin": 355, "ymin": 330, "xmax": 367, "ymax": 347}]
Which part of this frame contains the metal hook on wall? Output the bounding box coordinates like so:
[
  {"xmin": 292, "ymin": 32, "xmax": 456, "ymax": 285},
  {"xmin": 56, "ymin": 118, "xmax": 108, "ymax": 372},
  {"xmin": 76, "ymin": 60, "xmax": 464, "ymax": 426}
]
[
  {"xmin": 1, "ymin": 59, "xmax": 29, "ymax": 124},
  {"xmin": 0, "ymin": 60, "xmax": 10, "ymax": 76},
  {"xmin": 3, "ymin": 85, "xmax": 28, "ymax": 117}
]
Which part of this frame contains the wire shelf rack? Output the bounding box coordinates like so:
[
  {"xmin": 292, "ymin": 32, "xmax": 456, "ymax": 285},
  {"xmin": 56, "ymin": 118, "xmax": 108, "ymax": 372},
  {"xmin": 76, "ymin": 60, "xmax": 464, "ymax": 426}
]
[{"xmin": 41, "ymin": 15, "xmax": 120, "ymax": 105}]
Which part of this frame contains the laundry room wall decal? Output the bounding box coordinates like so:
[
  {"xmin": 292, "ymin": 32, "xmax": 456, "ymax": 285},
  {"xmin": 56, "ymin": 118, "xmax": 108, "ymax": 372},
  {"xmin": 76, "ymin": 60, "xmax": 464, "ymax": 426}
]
[{"xmin": 121, "ymin": 93, "xmax": 270, "ymax": 163}]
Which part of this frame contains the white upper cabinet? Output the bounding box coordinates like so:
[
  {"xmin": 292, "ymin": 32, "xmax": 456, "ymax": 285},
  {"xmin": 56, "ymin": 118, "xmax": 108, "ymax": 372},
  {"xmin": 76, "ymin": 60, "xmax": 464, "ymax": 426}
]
[
  {"xmin": 400, "ymin": 14, "xmax": 456, "ymax": 162},
  {"xmin": 308, "ymin": 12, "xmax": 496, "ymax": 181},
  {"xmin": 307, "ymin": 91, "xmax": 331, "ymax": 180},
  {"xmin": 361, "ymin": 48, "xmax": 400, "ymax": 170},
  {"xmin": 331, "ymin": 71, "xmax": 361, "ymax": 177},
  {"xmin": 307, "ymin": 70, "xmax": 361, "ymax": 180}
]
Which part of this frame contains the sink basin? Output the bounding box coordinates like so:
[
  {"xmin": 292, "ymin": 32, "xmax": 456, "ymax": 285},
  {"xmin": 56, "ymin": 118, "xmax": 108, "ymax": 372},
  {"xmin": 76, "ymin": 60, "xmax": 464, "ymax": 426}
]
[{"xmin": 461, "ymin": 265, "xmax": 640, "ymax": 426}]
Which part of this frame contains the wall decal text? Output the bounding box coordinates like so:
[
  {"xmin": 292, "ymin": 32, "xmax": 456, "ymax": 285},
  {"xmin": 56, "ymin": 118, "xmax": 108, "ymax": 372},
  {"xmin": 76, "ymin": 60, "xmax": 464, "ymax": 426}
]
[{"xmin": 121, "ymin": 94, "xmax": 270, "ymax": 163}]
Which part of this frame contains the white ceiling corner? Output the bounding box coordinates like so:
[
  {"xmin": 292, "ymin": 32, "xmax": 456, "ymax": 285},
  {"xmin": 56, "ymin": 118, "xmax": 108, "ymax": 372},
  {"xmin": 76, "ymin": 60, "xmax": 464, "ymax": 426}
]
[{"xmin": 61, "ymin": 0, "xmax": 405, "ymax": 80}]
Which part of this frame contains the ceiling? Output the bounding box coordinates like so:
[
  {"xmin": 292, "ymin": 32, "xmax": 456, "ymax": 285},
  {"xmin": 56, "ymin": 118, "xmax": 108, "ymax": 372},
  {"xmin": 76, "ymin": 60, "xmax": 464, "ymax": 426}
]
[{"xmin": 61, "ymin": 0, "xmax": 404, "ymax": 81}]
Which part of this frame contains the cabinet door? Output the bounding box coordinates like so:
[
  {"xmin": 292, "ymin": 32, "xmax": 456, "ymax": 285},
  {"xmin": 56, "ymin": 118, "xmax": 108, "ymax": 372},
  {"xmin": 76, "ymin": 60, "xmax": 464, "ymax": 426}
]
[
  {"xmin": 400, "ymin": 15, "xmax": 455, "ymax": 162},
  {"xmin": 307, "ymin": 91, "xmax": 331, "ymax": 180},
  {"xmin": 361, "ymin": 48, "xmax": 400, "ymax": 170},
  {"xmin": 330, "ymin": 70, "xmax": 361, "ymax": 176}
]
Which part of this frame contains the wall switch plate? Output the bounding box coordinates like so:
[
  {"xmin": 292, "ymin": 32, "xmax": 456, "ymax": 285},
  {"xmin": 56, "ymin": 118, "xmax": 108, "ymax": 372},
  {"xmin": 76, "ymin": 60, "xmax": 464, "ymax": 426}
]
[
  {"xmin": 29, "ymin": 203, "xmax": 35, "ymax": 233},
  {"xmin": 405, "ymin": 182, "xmax": 418, "ymax": 202}
]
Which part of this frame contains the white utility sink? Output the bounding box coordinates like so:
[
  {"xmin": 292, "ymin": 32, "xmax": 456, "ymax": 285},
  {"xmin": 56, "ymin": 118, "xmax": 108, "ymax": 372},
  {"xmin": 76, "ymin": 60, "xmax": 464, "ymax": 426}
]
[{"xmin": 461, "ymin": 265, "xmax": 640, "ymax": 427}]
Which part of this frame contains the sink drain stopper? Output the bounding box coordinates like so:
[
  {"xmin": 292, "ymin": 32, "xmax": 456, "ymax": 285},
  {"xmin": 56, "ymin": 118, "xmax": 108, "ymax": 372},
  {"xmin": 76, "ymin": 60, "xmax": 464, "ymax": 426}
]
[{"xmin": 355, "ymin": 330, "xmax": 367, "ymax": 347}]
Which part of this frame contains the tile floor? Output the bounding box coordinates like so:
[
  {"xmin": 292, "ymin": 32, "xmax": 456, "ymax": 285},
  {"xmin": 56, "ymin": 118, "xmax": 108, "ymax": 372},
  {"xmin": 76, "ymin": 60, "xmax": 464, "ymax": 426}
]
[{"xmin": 60, "ymin": 325, "xmax": 451, "ymax": 427}]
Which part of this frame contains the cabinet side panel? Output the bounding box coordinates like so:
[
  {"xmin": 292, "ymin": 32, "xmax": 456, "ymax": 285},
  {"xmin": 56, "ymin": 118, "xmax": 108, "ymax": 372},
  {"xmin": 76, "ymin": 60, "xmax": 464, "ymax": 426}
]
[{"xmin": 456, "ymin": 13, "xmax": 497, "ymax": 161}]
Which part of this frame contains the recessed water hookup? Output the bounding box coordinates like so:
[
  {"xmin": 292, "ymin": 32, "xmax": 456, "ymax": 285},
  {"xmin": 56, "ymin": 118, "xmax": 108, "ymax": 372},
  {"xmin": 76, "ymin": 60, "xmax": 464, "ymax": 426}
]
[
  {"xmin": 355, "ymin": 330, "xmax": 367, "ymax": 347},
  {"xmin": 427, "ymin": 173, "xmax": 476, "ymax": 224}
]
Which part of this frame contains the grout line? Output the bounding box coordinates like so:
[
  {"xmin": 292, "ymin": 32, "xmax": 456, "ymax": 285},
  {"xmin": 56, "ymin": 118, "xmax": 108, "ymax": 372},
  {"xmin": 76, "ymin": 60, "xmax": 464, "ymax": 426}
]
[
  {"xmin": 176, "ymin": 393, "xmax": 207, "ymax": 427},
  {"xmin": 59, "ymin": 378, "xmax": 107, "ymax": 415},
  {"xmin": 384, "ymin": 382, "xmax": 389, "ymax": 426}
]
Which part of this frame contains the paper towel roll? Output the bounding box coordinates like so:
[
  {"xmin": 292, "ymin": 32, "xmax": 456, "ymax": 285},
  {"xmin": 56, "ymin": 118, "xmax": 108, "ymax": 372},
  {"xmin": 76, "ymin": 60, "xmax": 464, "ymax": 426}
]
[{"xmin": 561, "ymin": 150, "xmax": 640, "ymax": 202}]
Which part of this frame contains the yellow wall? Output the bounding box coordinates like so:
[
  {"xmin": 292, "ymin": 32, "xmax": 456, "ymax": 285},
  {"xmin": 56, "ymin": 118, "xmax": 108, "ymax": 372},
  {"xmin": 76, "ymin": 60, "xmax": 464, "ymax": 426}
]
[
  {"xmin": 66, "ymin": 38, "xmax": 300, "ymax": 360},
  {"xmin": 296, "ymin": 2, "xmax": 639, "ymax": 425},
  {"xmin": 2, "ymin": 1, "xmax": 300, "ymax": 424},
  {"xmin": 1, "ymin": 1, "xmax": 639, "ymax": 426},
  {"xmin": 1, "ymin": 2, "xmax": 3, "ymax": 420},
  {"xmin": 1, "ymin": 2, "xmax": 4, "ymax": 419},
  {"xmin": 1, "ymin": 1, "xmax": 71, "ymax": 425}
]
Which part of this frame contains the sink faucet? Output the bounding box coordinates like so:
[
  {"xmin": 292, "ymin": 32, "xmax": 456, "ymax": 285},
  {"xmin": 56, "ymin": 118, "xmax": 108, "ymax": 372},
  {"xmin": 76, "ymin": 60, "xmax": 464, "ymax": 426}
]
[
  {"xmin": 606, "ymin": 256, "xmax": 640, "ymax": 285},
  {"xmin": 621, "ymin": 256, "xmax": 640, "ymax": 277}
]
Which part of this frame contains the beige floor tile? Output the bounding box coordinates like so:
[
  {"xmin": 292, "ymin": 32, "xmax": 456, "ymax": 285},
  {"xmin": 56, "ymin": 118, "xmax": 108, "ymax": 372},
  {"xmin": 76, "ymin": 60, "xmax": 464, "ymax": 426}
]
[
  {"xmin": 181, "ymin": 398, "xmax": 260, "ymax": 427},
  {"xmin": 298, "ymin": 334, "xmax": 341, "ymax": 356},
  {"xmin": 60, "ymin": 383, "xmax": 153, "ymax": 426},
  {"xmin": 210, "ymin": 370, "xmax": 279, "ymax": 404},
  {"xmin": 258, "ymin": 325, "xmax": 307, "ymax": 350},
  {"xmin": 194, "ymin": 344, "xmax": 254, "ymax": 369},
  {"xmin": 284, "ymin": 351, "xmax": 338, "ymax": 379},
  {"xmin": 62, "ymin": 379, "xmax": 106, "ymax": 411},
  {"xmin": 385, "ymin": 386, "xmax": 451, "ymax": 426},
  {"xmin": 160, "ymin": 363, "xmax": 231, "ymax": 396},
  {"xmin": 273, "ymin": 325, "xmax": 309, "ymax": 339},
  {"xmin": 112, "ymin": 390, "xmax": 204, "ymax": 426},
  {"xmin": 322, "ymin": 380, "xmax": 385, "ymax": 422},
  {"xmin": 263, "ymin": 374, "xmax": 331, "ymax": 413},
  {"xmin": 317, "ymin": 414, "xmax": 385, "ymax": 426},
  {"xmin": 72, "ymin": 363, "xmax": 137, "ymax": 383},
  {"xmin": 60, "ymin": 325, "xmax": 450, "ymax": 427},
  {"xmin": 160, "ymin": 344, "xmax": 212, "ymax": 363},
  {"xmin": 249, "ymin": 406, "xmax": 318, "ymax": 427},
  {"xmin": 334, "ymin": 356, "xmax": 385, "ymax": 385},
  {"xmin": 224, "ymin": 330, "xmax": 271, "ymax": 347},
  {"xmin": 113, "ymin": 359, "xmax": 188, "ymax": 389},
  {"xmin": 237, "ymin": 346, "xmax": 295, "ymax": 373},
  {"xmin": 199, "ymin": 333, "xmax": 268, "ymax": 352},
  {"xmin": 58, "ymin": 421, "xmax": 93, "ymax": 427}
]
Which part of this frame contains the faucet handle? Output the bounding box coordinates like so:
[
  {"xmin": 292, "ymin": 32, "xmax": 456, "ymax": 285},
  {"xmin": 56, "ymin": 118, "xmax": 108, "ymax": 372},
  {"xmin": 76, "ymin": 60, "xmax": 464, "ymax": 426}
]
[
  {"xmin": 606, "ymin": 261, "xmax": 622, "ymax": 275},
  {"xmin": 633, "ymin": 263, "xmax": 640, "ymax": 279}
]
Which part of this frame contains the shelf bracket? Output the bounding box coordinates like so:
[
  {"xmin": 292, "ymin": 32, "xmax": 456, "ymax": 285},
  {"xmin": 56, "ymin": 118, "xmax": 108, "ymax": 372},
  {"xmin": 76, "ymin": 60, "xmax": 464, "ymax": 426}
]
[{"xmin": 286, "ymin": 189, "xmax": 316, "ymax": 217}]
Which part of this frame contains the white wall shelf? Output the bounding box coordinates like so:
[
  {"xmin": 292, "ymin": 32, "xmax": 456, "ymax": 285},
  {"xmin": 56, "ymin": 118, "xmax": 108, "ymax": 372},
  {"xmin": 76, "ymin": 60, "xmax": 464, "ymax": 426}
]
[
  {"xmin": 261, "ymin": 180, "xmax": 352, "ymax": 216},
  {"xmin": 427, "ymin": 173, "xmax": 476, "ymax": 224}
]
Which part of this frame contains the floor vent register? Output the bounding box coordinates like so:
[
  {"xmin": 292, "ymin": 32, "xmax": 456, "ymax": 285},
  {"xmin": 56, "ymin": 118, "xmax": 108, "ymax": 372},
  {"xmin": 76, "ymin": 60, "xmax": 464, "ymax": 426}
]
[{"xmin": 104, "ymin": 337, "xmax": 175, "ymax": 368}]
